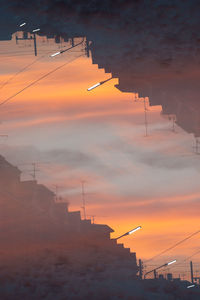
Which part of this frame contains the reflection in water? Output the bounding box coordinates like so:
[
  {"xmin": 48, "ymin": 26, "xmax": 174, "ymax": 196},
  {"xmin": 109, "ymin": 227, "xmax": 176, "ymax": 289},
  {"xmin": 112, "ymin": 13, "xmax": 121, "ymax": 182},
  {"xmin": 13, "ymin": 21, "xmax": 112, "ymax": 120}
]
[{"xmin": 0, "ymin": 1, "xmax": 200, "ymax": 298}]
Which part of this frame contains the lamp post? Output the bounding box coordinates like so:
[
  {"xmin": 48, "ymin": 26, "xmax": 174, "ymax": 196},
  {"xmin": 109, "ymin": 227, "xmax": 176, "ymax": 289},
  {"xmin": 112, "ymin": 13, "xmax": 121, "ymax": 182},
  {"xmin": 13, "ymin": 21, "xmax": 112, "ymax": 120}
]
[
  {"xmin": 19, "ymin": 22, "xmax": 26, "ymax": 27},
  {"xmin": 187, "ymin": 284, "xmax": 195, "ymax": 289},
  {"xmin": 32, "ymin": 28, "xmax": 40, "ymax": 33},
  {"xmin": 144, "ymin": 259, "xmax": 177, "ymax": 279},
  {"xmin": 115, "ymin": 226, "xmax": 142, "ymax": 240},
  {"xmin": 50, "ymin": 38, "xmax": 85, "ymax": 57},
  {"xmin": 87, "ymin": 77, "xmax": 113, "ymax": 91}
]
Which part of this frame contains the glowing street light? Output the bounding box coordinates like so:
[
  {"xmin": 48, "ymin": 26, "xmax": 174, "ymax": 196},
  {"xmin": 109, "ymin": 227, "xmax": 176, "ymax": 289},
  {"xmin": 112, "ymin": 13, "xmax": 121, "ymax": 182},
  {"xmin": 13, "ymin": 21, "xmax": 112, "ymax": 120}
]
[
  {"xmin": 187, "ymin": 284, "xmax": 195, "ymax": 289},
  {"xmin": 50, "ymin": 49, "xmax": 72, "ymax": 57},
  {"xmin": 167, "ymin": 260, "xmax": 177, "ymax": 266},
  {"xmin": 115, "ymin": 226, "xmax": 142, "ymax": 240},
  {"xmin": 32, "ymin": 28, "xmax": 40, "ymax": 32},
  {"xmin": 50, "ymin": 51, "xmax": 61, "ymax": 57},
  {"xmin": 19, "ymin": 22, "xmax": 26, "ymax": 27},
  {"xmin": 50, "ymin": 39, "xmax": 85, "ymax": 58},
  {"xmin": 144, "ymin": 259, "xmax": 177, "ymax": 279},
  {"xmin": 129, "ymin": 226, "xmax": 142, "ymax": 234},
  {"xmin": 87, "ymin": 77, "xmax": 113, "ymax": 91},
  {"xmin": 87, "ymin": 82, "xmax": 101, "ymax": 91}
]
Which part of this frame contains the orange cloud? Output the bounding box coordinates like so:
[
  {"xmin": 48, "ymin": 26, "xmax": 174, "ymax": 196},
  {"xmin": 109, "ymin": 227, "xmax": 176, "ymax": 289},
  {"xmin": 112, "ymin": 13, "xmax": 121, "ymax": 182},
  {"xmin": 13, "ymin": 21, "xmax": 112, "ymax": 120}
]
[{"xmin": 1, "ymin": 38, "xmax": 200, "ymax": 275}]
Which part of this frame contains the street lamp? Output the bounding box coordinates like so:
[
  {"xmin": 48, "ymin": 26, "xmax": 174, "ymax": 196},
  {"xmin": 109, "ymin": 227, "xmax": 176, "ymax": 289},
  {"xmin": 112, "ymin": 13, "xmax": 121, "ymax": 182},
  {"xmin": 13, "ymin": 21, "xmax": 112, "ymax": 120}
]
[
  {"xmin": 50, "ymin": 39, "xmax": 85, "ymax": 58},
  {"xmin": 187, "ymin": 284, "xmax": 195, "ymax": 289},
  {"xmin": 32, "ymin": 28, "xmax": 40, "ymax": 32},
  {"xmin": 144, "ymin": 259, "xmax": 177, "ymax": 279},
  {"xmin": 115, "ymin": 226, "xmax": 142, "ymax": 240},
  {"xmin": 50, "ymin": 51, "xmax": 61, "ymax": 57},
  {"xmin": 87, "ymin": 77, "xmax": 113, "ymax": 91},
  {"xmin": 50, "ymin": 49, "xmax": 72, "ymax": 57},
  {"xmin": 19, "ymin": 22, "xmax": 26, "ymax": 27},
  {"xmin": 167, "ymin": 260, "xmax": 177, "ymax": 265}
]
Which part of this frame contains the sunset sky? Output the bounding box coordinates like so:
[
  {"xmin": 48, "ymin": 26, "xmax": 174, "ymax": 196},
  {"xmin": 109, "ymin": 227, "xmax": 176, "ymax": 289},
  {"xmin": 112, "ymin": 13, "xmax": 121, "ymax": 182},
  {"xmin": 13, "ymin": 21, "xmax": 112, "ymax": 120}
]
[{"xmin": 0, "ymin": 34, "xmax": 200, "ymax": 278}]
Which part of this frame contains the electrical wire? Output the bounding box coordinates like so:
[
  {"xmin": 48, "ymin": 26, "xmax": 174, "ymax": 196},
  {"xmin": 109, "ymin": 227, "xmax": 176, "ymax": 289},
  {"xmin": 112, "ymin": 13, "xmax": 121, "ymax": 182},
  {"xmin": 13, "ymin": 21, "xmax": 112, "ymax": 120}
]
[
  {"xmin": 0, "ymin": 53, "xmax": 84, "ymax": 107},
  {"xmin": 0, "ymin": 56, "xmax": 44, "ymax": 90},
  {"xmin": 145, "ymin": 230, "xmax": 200, "ymax": 263},
  {"xmin": 183, "ymin": 249, "xmax": 200, "ymax": 262},
  {"xmin": 0, "ymin": 38, "xmax": 85, "ymax": 91},
  {"xmin": 167, "ymin": 248, "xmax": 200, "ymax": 271}
]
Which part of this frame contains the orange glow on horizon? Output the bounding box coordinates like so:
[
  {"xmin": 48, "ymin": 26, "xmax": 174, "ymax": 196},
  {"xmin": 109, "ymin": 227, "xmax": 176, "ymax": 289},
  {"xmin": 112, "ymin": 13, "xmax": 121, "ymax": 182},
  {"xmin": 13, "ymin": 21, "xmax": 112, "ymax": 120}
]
[{"xmin": 0, "ymin": 39, "xmax": 199, "ymax": 272}]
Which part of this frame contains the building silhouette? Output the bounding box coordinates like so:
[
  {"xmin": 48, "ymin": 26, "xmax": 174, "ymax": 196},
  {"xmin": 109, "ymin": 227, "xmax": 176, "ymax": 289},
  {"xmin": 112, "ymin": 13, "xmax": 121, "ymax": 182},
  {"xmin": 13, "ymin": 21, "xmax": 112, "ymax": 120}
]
[{"xmin": 0, "ymin": 155, "xmax": 138, "ymax": 276}]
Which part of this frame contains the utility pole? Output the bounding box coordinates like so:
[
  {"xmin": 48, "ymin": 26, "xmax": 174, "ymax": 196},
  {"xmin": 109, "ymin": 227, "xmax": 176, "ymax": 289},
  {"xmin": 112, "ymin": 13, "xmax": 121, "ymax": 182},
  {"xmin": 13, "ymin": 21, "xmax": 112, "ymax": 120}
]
[
  {"xmin": 190, "ymin": 261, "xmax": 194, "ymax": 283},
  {"xmin": 81, "ymin": 180, "xmax": 86, "ymax": 220},
  {"xmin": 16, "ymin": 32, "xmax": 38, "ymax": 56},
  {"xmin": 33, "ymin": 33, "xmax": 37, "ymax": 56},
  {"xmin": 70, "ymin": 37, "xmax": 75, "ymax": 47},
  {"xmin": 144, "ymin": 260, "xmax": 176, "ymax": 279},
  {"xmin": 138, "ymin": 259, "xmax": 143, "ymax": 279},
  {"xmin": 85, "ymin": 39, "xmax": 90, "ymax": 58}
]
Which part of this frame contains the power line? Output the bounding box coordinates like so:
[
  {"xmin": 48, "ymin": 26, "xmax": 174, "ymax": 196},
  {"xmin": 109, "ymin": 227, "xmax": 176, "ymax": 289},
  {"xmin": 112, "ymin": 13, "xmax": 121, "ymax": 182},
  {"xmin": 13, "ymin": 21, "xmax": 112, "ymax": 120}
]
[
  {"xmin": 0, "ymin": 39, "xmax": 84, "ymax": 91},
  {"xmin": 145, "ymin": 230, "xmax": 200, "ymax": 263},
  {"xmin": 183, "ymin": 249, "xmax": 200, "ymax": 262},
  {"xmin": 0, "ymin": 54, "xmax": 43, "ymax": 57},
  {"xmin": 170, "ymin": 249, "xmax": 200, "ymax": 270},
  {"xmin": 0, "ymin": 54, "xmax": 83, "ymax": 107},
  {"xmin": 0, "ymin": 50, "xmax": 83, "ymax": 58},
  {"xmin": 0, "ymin": 56, "xmax": 44, "ymax": 90}
]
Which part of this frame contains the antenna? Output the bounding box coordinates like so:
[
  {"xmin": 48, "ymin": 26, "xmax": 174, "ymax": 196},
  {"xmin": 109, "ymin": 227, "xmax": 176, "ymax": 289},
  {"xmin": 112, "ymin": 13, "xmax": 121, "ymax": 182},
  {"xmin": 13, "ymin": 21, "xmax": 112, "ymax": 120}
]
[
  {"xmin": 53, "ymin": 184, "xmax": 64, "ymax": 202},
  {"xmin": 193, "ymin": 138, "xmax": 200, "ymax": 155},
  {"xmin": 18, "ymin": 162, "xmax": 49, "ymax": 180},
  {"xmin": 172, "ymin": 116, "xmax": 176, "ymax": 132},
  {"xmin": 89, "ymin": 215, "xmax": 95, "ymax": 224},
  {"xmin": 54, "ymin": 184, "xmax": 59, "ymax": 202},
  {"xmin": 120, "ymin": 93, "xmax": 140, "ymax": 104},
  {"xmin": 81, "ymin": 180, "xmax": 86, "ymax": 220},
  {"xmin": 29, "ymin": 162, "xmax": 40, "ymax": 180},
  {"xmin": 127, "ymin": 95, "xmax": 149, "ymax": 136},
  {"xmin": 87, "ymin": 215, "xmax": 107, "ymax": 224},
  {"xmin": 144, "ymin": 97, "xmax": 149, "ymax": 137},
  {"xmin": 134, "ymin": 93, "xmax": 140, "ymax": 102},
  {"xmin": 168, "ymin": 114, "xmax": 176, "ymax": 132}
]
